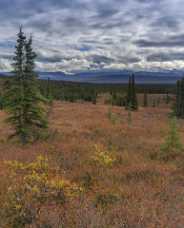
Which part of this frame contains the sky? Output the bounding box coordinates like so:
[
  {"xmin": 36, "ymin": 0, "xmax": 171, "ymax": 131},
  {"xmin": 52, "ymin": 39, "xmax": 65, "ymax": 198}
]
[{"xmin": 0, "ymin": 0, "xmax": 184, "ymax": 72}]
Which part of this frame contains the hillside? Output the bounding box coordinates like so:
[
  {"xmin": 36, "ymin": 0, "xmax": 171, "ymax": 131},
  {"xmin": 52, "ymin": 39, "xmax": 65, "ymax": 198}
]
[
  {"xmin": 1, "ymin": 70, "xmax": 184, "ymax": 84},
  {"xmin": 0, "ymin": 101, "xmax": 184, "ymax": 227}
]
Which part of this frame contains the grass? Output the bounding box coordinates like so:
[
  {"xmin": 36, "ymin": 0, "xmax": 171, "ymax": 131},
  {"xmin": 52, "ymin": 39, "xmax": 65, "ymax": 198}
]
[{"xmin": 0, "ymin": 100, "xmax": 184, "ymax": 227}]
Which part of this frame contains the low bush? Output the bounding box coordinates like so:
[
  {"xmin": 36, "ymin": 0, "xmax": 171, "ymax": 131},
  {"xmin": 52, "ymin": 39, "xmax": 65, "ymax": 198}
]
[
  {"xmin": 160, "ymin": 117, "xmax": 183, "ymax": 161},
  {"xmin": 2, "ymin": 156, "xmax": 82, "ymax": 227},
  {"xmin": 94, "ymin": 192, "xmax": 119, "ymax": 209},
  {"xmin": 92, "ymin": 144, "xmax": 117, "ymax": 168}
]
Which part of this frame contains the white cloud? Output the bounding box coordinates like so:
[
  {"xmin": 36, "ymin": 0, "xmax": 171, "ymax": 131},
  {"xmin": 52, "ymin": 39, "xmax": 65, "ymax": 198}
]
[{"xmin": 0, "ymin": 0, "xmax": 184, "ymax": 72}]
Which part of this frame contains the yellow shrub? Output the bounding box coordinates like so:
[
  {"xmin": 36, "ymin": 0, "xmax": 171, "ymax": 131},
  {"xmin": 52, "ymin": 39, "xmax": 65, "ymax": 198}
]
[
  {"xmin": 92, "ymin": 144, "xmax": 117, "ymax": 167},
  {"xmin": 3, "ymin": 155, "xmax": 82, "ymax": 227},
  {"xmin": 5, "ymin": 155, "xmax": 49, "ymax": 174}
]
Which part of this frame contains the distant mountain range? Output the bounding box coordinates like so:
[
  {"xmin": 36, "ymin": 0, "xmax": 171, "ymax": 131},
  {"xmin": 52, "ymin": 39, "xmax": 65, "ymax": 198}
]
[{"xmin": 0, "ymin": 70, "xmax": 184, "ymax": 84}]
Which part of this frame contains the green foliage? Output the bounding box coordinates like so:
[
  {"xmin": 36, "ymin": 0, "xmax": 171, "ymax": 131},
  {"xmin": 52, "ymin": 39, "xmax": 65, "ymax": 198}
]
[
  {"xmin": 107, "ymin": 107, "xmax": 121, "ymax": 125},
  {"xmin": 165, "ymin": 92, "xmax": 171, "ymax": 104},
  {"xmin": 94, "ymin": 192, "xmax": 119, "ymax": 209},
  {"xmin": 174, "ymin": 78, "xmax": 184, "ymax": 118},
  {"xmin": 4, "ymin": 27, "xmax": 48, "ymax": 143},
  {"xmin": 126, "ymin": 74, "xmax": 138, "ymax": 111},
  {"xmin": 143, "ymin": 90, "xmax": 148, "ymax": 107},
  {"xmin": 152, "ymin": 100, "xmax": 156, "ymax": 107},
  {"xmin": 80, "ymin": 172, "xmax": 93, "ymax": 190},
  {"xmin": 160, "ymin": 117, "xmax": 183, "ymax": 160},
  {"xmin": 55, "ymin": 84, "xmax": 98, "ymax": 104},
  {"xmin": 0, "ymin": 96, "xmax": 4, "ymax": 110},
  {"xmin": 45, "ymin": 78, "xmax": 53, "ymax": 104},
  {"xmin": 108, "ymin": 92, "xmax": 125, "ymax": 106},
  {"xmin": 36, "ymin": 77, "xmax": 177, "ymax": 108}
]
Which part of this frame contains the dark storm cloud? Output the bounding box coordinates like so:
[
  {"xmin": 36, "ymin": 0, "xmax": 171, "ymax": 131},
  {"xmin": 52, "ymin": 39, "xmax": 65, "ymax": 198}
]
[
  {"xmin": 151, "ymin": 16, "xmax": 179, "ymax": 30},
  {"xmin": 37, "ymin": 55, "xmax": 62, "ymax": 64},
  {"xmin": 0, "ymin": 0, "xmax": 184, "ymax": 71},
  {"xmin": 96, "ymin": 8, "xmax": 120, "ymax": 19},
  {"xmin": 135, "ymin": 39, "xmax": 184, "ymax": 48},
  {"xmin": 119, "ymin": 57, "xmax": 141, "ymax": 64},
  {"xmin": 147, "ymin": 52, "xmax": 184, "ymax": 62},
  {"xmin": 87, "ymin": 55, "xmax": 115, "ymax": 65},
  {"xmin": 135, "ymin": 33, "xmax": 184, "ymax": 48},
  {"xmin": 0, "ymin": 53, "xmax": 13, "ymax": 60}
]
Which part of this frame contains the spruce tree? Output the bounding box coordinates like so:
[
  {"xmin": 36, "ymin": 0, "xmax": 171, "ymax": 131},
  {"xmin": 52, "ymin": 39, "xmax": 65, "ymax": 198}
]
[
  {"xmin": 166, "ymin": 91, "xmax": 170, "ymax": 104},
  {"xmin": 126, "ymin": 75, "xmax": 132, "ymax": 107},
  {"xmin": 175, "ymin": 78, "xmax": 184, "ymax": 118},
  {"xmin": 131, "ymin": 74, "xmax": 138, "ymax": 110},
  {"xmin": 175, "ymin": 81, "xmax": 180, "ymax": 116},
  {"xmin": 5, "ymin": 27, "xmax": 47, "ymax": 143},
  {"xmin": 181, "ymin": 79, "xmax": 184, "ymax": 116},
  {"xmin": 45, "ymin": 78, "xmax": 53, "ymax": 104},
  {"xmin": 143, "ymin": 90, "xmax": 148, "ymax": 107},
  {"xmin": 152, "ymin": 100, "xmax": 156, "ymax": 107},
  {"xmin": 126, "ymin": 74, "xmax": 138, "ymax": 110},
  {"xmin": 5, "ymin": 27, "xmax": 26, "ymax": 142},
  {"xmin": 24, "ymin": 36, "xmax": 48, "ymax": 138}
]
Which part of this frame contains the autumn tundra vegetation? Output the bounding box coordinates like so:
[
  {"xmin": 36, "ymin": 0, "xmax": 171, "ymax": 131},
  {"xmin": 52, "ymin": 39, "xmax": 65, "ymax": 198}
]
[{"xmin": 0, "ymin": 28, "xmax": 184, "ymax": 227}]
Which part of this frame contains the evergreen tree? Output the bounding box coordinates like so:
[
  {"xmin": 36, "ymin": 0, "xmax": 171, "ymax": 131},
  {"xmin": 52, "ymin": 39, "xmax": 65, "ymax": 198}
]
[
  {"xmin": 166, "ymin": 91, "xmax": 170, "ymax": 104},
  {"xmin": 176, "ymin": 80, "xmax": 181, "ymax": 116},
  {"xmin": 45, "ymin": 78, "xmax": 53, "ymax": 104},
  {"xmin": 5, "ymin": 27, "xmax": 26, "ymax": 142},
  {"xmin": 126, "ymin": 74, "xmax": 138, "ymax": 110},
  {"xmin": 152, "ymin": 99, "xmax": 156, "ymax": 107},
  {"xmin": 181, "ymin": 79, "xmax": 184, "ymax": 116},
  {"xmin": 175, "ymin": 78, "xmax": 184, "ymax": 118},
  {"xmin": 5, "ymin": 27, "xmax": 47, "ymax": 143},
  {"xmin": 143, "ymin": 90, "xmax": 148, "ymax": 107},
  {"xmin": 24, "ymin": 36, "xmax": 48, "ymax": 137},
  {"xmin": 126, "ymin": 75, "xmax": 132, "ymax": 107},
  {"xmin": 131, "ymin": 74, "xmax": 138, "ymax": 110},
  {"xmin": 0, "ymin": 91, "xmax": 4, "ymax": 110},
  {"xmin": 92, "ymin": 91, "xmax": 97, "ymax": 104}
]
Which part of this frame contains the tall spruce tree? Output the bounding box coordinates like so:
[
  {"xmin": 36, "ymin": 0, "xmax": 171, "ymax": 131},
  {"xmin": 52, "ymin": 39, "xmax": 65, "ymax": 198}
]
[
  {"xmin": 131, "ymin": 74, "xmax": 138, "ymax": 110},
  {"xmin": 127, "ymin": 75, "xmax": 132, "ymax": 106},
  {"xmin": 166, "ymin": 91, "xmax": 170, "ymax": 104},
  {"xmin": 143, "ymin": 90, "xmax": 148, "ymax": 107},
  {"xmin": 126, "ymin": 74, "xmax": 138, "ymax": 110},
  {"xmin": 46, "ymin": 78, "xmax": 51, "ymax": 98},
  {"xmin": 5, "ymin": 27, "xmax": 26, "ymax": 142},
  {"xmin": 181, "ymin": 79, "xmax": 184, "ymax": 116},
  {"xmin": 175, "ymin": 78, "xmax": 184, "ymax": 118},
  {"xmin": 23, "ymin": 36, "xmax": 48, "ymax": 136},
  {"xmin": 5, "ymin": 27, "xmax": 47, "ymax": 143}
]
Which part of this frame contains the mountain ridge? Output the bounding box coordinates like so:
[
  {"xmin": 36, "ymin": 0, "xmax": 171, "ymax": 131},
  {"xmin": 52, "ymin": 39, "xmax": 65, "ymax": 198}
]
[{"xmin": 0, "ymin": 70, "xmax": 184, "ymax": 84}]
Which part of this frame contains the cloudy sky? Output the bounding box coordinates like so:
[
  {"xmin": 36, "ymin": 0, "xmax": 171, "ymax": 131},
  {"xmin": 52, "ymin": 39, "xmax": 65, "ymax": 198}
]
[{"xmin": 0, "ymin": 0, "xmax": 184, "ymax": 72}]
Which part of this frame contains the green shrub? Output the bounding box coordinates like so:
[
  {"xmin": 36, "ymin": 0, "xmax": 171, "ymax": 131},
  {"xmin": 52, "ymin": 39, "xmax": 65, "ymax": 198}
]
[
  {"xmin": 80, "ymin": 172, "xmax": 93, "ymax": 190},
  {"xmin": 160, "ymin": 117, "xmax": 183, "ymax": 160},
  {"xmin": 94, "ymin": 192, "xmax": 119, "ymax": 209},
  {"xmin": 107, "ymin": 107, "xmax": 114, "ymax": 124},
  {"xmin": 107, "ymin": 107, "xmax": 120, "ymax": 125}
]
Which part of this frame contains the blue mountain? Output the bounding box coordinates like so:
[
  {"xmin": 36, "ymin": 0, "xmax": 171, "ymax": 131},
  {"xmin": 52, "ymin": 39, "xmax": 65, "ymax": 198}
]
[{"xmin": 0, "ymin": 70, "xmax": 184, "ymax": 84}]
